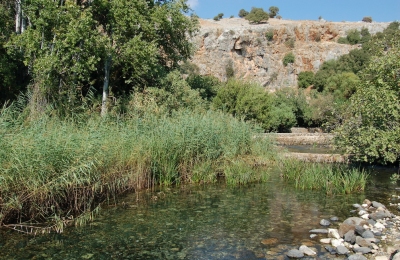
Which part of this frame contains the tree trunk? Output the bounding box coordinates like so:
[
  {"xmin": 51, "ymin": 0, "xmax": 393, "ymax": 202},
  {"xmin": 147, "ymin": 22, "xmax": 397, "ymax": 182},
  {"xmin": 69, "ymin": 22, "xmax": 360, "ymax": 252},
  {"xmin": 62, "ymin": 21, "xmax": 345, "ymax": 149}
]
[
  {"xmin": 15, "ymin": 0, "xmax": 22, "ymax": 33},
  {"xmin": 101, "ymin": 55, "xmax": 112, "ymax": 117}
]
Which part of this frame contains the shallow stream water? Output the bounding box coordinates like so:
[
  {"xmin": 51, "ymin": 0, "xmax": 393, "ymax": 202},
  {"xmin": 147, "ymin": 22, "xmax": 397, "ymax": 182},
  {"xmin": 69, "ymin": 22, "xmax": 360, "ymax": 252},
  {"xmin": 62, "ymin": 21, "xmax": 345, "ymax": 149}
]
[{"xmin": 0, "ymin": 165, "xmax": 399, "ymax": 260}]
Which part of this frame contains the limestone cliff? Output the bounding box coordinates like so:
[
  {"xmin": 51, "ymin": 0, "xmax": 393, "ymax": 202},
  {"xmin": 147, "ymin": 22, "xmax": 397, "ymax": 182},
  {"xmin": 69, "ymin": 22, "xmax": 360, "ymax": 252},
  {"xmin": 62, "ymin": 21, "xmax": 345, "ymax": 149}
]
[{"xmin": 190, "ymin": 18, "xmax": 389, "ymax": 90}]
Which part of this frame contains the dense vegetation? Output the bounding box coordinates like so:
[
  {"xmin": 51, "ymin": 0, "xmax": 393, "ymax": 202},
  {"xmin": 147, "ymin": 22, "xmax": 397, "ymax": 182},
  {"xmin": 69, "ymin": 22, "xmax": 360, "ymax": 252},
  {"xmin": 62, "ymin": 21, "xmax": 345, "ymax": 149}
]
[{"xmin": 0, "ymin": 0, "xmax": 398, "ymax": 229}]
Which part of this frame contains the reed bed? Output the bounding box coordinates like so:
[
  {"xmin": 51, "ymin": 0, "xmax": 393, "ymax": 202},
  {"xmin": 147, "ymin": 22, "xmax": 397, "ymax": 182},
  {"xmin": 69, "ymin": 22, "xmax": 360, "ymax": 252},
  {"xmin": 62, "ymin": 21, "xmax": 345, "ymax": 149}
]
[
  {"xmin": 0, "ymin": 106, "xmax": 276, "ymax": 229},
  {"xmin": 279, "ymin": 160, "xmax": 369, "ymax": 195}
]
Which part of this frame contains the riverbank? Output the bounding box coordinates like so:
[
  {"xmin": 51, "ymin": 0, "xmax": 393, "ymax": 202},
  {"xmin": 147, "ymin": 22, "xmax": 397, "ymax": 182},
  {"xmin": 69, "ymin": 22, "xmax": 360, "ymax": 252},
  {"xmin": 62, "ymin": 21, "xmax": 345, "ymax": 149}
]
[
  {"xmin": 286, "ymin": 198, "xmax": 400, "ymax": 260},
  {"xmin": 0, "ymin": 109, "xmax": 276, "ymax": 229}
]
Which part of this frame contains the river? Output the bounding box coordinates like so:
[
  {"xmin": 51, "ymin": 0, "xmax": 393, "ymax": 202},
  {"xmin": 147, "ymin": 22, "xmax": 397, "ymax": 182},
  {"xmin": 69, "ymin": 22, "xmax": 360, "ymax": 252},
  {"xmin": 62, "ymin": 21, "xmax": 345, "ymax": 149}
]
[{"xmin": 0, "ymin": 162, "xmax": 398, "ymax": 260}]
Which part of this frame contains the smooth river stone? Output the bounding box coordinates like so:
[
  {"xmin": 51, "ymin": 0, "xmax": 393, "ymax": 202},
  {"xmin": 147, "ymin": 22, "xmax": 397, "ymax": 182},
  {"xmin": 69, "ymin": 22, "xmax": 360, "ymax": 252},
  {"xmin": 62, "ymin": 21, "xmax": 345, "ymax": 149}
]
[
  {"xmin": 286, "ymin": 249, "xmax": 304, "ymax": 258},
  {"xmin": 310, "ymin": 229, "xmax": 328, "ymax": 234},
  {"xmin": 299, "ymin": 245, "xmax": 316, "ymax": 256}
]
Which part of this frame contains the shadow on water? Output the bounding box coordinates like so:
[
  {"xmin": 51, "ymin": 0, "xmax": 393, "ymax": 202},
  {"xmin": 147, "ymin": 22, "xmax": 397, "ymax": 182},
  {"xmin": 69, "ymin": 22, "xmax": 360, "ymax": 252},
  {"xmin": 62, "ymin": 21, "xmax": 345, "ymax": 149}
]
[{"xmin": 0, "ymin": 166, "xmax": 399, "ymax": 260}]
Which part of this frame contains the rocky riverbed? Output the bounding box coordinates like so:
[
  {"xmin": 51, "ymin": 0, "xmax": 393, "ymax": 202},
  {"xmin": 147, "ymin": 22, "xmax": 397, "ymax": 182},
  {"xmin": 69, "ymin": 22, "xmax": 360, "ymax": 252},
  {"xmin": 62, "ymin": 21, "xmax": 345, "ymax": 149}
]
[{"xmin": 286, "ymin": 199, "xmax": 400, "ymax": 259}]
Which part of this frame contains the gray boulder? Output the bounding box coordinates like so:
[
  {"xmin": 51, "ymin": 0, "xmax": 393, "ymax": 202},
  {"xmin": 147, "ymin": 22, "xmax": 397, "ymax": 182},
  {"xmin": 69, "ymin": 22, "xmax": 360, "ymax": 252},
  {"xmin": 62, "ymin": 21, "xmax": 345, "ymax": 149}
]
[
  {"xmin": 336, "ymin": 245, "xmax": 349, "ymax": 255},
  {"xmin": 286, "ymin": 249, "xmax": 304, "ymax": 258}
]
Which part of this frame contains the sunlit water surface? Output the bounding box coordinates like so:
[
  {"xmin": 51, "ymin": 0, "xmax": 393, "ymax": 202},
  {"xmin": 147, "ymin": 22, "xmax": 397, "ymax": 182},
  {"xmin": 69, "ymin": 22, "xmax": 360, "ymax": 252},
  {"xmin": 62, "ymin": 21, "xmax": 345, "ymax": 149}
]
[{"xmin": 0, "ymin": 166, "xmax": 399, "ymax": 260}]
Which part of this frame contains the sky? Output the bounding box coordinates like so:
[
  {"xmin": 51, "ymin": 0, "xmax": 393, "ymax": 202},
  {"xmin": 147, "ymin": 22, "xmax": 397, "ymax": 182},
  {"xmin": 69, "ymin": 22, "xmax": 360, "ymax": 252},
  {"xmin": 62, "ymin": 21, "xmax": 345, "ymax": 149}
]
[{"xmin": 187, "ymin": 0, "xmax": 400, "ymax": 23}]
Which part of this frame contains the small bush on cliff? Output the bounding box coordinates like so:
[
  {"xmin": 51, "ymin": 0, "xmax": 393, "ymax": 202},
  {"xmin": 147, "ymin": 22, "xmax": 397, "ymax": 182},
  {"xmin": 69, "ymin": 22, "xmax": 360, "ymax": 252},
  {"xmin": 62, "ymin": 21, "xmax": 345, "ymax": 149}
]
[
  {"xmin": 362, "ymin": 16, "xmax": 372, "ymax": 23},
  {"xmin": 238, "ymin": 9, "xmax": 249, "ymax": 18},
  {"xmin": 245, "ymin": 7, "xmax": 269, "ymax": 24},
  {"xmin": 214, "ymin": 13, "xmax": 224, "ymax": 21},
  {"xmin": 265, "ymin": 29, "xmax": 274, "ymax": 41},
  {"xmin": 282, "ymin": 52, "xmax": 295, "ymax": 66},
  {"xmin": 225, "ymin": 60, "xmax": 235, "ymax": 79}
]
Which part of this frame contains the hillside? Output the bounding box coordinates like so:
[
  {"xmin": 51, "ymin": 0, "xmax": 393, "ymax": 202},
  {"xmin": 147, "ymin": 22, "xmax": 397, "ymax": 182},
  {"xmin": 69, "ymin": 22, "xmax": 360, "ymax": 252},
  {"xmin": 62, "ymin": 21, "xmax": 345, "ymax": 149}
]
[{"xmin": 190, "ymin": 18, "xmax": 389, "ymax": 90}]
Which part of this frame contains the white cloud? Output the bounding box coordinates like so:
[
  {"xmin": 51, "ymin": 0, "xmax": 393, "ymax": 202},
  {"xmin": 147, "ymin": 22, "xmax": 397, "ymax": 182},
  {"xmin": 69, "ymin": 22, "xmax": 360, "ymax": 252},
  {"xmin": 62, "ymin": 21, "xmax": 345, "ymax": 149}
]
[{"xmin": 187, "ymin": 0, "xmax": 199, "ymax": 9}]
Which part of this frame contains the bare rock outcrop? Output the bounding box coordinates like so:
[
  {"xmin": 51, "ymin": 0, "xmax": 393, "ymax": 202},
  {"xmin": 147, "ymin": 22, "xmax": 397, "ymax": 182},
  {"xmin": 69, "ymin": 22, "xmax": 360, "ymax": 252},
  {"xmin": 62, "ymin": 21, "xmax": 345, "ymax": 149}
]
[{"xmin": 190, "ymin": 18, "xmax": 389, "ymax": 90}]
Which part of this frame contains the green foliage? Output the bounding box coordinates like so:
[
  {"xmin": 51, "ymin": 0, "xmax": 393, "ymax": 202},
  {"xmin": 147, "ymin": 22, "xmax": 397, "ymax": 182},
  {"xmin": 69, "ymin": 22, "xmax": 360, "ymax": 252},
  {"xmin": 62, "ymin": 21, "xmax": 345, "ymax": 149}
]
[
  {"xmin": 335, "ymin": 39, "xmax": 400, "ymax": 163},
  {"xmin": 186, "ymin": 74, "xmax": 221, "ymax": 101},
  {"xmin": 325, "ymin": 72, "xmax": 360, "ymax": 100},
  {"xmin": 225, "ymin": 60, "xmax": 235, "ymax": 79},
  {"xmin": 265, "ymin": 29, "xmax": 274, "ymax": 41},
  {"xmin": 245, "ymin": 7, "xmax": 269, "ymax": 24},
  {"xmin": 282, "ymin": 52, "xmax": 295, "ymax": 66},
  {"xmin": 297, "ymin": 71, "xmax": 315, "ymax": 88},
  {"xmin": 0, "ymin": 2, "xmax": 28, "ymax": 105},
  {"xmin": 214, "ymin": 13, "xmax": 224, "ymax": 21},
  {"xmin": 212, "ymin": 80, "xmax": 272, "ymax": 131},
  {"xmin": 268, "ymin": 6, "xmax": 279, "ymax": 18},
  {"xmin": 280, "ymin": 160, "xmax": 369, "ymax": 194},
  {"xmin": 238, "ymin": 9, "xmax": 249, "ymax": 18},
  {"xmin": 338, "ymin": 28, "xmax": 371, "ymax": 45},
  {"xmin": 7, "ymin": 0, "xmax": 199, "ymax": 115},
  {"xmin": 347, "ymin": 29, "xmax": 362, "ymax": 45},
  {"xmin": 144, "ymin": 71, "xmax": 206, "ymax": 113},
  {"xmin": 362, "ymin": 16, "xmax": 373, "ymax": 23},
  {"xmin": 271, "ymin": 88, "xmax": 310, "ymax": 128},
  {"xmin": 0, "ymin": 106, "xmax": 275, "ymax": 225},
  {"xmin": 179, "ymin": 60, "xmax": 200, "ymax": 75}
]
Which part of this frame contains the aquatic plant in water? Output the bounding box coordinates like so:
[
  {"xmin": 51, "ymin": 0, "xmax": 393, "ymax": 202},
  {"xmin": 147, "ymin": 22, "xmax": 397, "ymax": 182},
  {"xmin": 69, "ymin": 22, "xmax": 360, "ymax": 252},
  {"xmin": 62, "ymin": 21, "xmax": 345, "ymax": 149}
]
[{"xmin": 279, "ymin": 160, "xmax": 369, "ymax": 194}]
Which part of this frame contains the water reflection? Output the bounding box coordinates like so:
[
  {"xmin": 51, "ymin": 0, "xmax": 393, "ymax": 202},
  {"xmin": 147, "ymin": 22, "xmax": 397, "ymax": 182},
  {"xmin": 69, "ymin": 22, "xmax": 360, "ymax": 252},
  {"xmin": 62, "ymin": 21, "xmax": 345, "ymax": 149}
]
[{"xmin": 0, "ymin": 167, "xmax": 399, "ymax": 260}]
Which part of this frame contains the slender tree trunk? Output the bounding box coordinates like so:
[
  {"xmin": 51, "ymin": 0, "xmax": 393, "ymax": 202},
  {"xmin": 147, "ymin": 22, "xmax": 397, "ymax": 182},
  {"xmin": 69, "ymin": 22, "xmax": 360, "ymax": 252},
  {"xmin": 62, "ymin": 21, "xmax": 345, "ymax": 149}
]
[
  {"xmin": 15, "ymin": 0, "xmax": 22, "ymax": 33},
  {"xmin": 101, "ymin": 55, "xmax": 112, "ymax": 117}
]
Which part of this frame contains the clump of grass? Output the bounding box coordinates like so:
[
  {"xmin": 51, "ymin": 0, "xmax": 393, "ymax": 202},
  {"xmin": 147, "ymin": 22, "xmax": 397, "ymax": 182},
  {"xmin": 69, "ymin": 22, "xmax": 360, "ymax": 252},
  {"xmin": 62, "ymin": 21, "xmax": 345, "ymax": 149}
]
[
  {"xmin": 0, "ymin": 105, "xmax": 276, "ymax": 229},
  {"xmin": 279, "ymin": 160, "xmax": 369, "ymax": 194},
  {"xmin": 222, "ymin": 159, "xmax": 270, "ymax": 186}
]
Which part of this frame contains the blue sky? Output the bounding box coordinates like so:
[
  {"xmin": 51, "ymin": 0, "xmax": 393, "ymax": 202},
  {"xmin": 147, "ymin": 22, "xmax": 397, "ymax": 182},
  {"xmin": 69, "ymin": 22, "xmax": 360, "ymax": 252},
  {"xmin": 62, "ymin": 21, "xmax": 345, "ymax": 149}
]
[{"xmin": 187, "ymin": 0, "xmax": 400, "ymax": 22}]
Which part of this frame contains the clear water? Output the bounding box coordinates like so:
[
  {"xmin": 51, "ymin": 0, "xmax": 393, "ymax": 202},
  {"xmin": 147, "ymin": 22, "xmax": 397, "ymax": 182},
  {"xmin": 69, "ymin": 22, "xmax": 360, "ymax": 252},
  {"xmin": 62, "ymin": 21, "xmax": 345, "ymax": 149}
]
[
  {"xmin": 279, "ymin": 145, "xmax": 337, "ymax": 154},
  {"xmin": 0, "ymin": 167, "xmax": 399, "ymax": 260}
]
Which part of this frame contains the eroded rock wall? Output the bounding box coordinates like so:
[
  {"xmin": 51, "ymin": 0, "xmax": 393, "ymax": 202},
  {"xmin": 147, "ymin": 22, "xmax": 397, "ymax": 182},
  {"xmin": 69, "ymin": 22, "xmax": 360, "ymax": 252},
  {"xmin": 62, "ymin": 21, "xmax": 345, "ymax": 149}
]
[{"xmin": 190, "ymin": 18, "xmax": 389, "ymax": 90}]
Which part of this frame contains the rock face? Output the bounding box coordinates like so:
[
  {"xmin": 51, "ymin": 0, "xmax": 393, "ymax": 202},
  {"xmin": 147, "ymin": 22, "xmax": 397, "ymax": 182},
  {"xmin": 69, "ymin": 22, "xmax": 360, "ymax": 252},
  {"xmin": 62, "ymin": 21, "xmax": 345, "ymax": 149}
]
[{"xmin": 190, "ymin": 18, "xmax": 389, "ymax": 90}]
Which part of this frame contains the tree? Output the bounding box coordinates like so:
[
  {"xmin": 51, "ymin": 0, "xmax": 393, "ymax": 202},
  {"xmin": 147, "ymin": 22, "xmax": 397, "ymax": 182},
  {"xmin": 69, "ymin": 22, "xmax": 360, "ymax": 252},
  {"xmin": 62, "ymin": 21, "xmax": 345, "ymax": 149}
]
[
  {"xmin": 268, "ymin": 6, "xmax": 279, "ymax": 18},
  {"xmin": 0, "ymin": 0, "xmax": 28, "ymax": 105},
  {"xmin": 297, "ymin": 71, "xmax": 314, "ymax": 88},
  {"xmin": 9, "ymin": 0, "xmax": 198, "ymax": 116},
  {"xmin": 214, "ymin": 13, "xmax": 223, "ymax": 21},
  {"xmin": 245, "ymin": 7, "xmax": 269, "ymax": 24},
  {"xmin": 238, "ymin": 9, "xmax": 248, "ymax": 18},
  {"xmin": 335, "ymin": 38, "xmax": 400, "ymax": 164},
  {"xmin": 362, "ymin": 16, "xmax": 372, "ymax": 23}
]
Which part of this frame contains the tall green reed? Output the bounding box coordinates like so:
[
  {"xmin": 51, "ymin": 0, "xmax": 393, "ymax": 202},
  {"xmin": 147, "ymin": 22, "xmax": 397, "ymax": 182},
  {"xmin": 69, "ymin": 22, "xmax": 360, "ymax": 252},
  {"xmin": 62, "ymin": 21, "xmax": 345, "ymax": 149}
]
[
  {"xmin": 0, "ymin": 107, "xmax": 276, "ymax": 228},
  {"xmin": 279, "ymin": 160, "xmax": 369, "ymax": 194}
]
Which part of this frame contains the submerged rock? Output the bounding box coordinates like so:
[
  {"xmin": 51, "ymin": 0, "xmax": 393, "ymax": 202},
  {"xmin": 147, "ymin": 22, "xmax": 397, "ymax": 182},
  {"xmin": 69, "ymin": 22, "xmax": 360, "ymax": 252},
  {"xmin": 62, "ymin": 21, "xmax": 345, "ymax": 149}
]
[
  {"xmin": 286, "ymin": 249, "xmax": 304, "ymax": 258},
  {"xmin": 336, "ymin": 245, "xmax": 349, "ymax": 255},
  {"xmin": 320, "ymin": 219, "xmax": 331, "ymax": 226},
  {"xmin": 299, "ymin": 245, "xmax": 316, "ymax": 256}
]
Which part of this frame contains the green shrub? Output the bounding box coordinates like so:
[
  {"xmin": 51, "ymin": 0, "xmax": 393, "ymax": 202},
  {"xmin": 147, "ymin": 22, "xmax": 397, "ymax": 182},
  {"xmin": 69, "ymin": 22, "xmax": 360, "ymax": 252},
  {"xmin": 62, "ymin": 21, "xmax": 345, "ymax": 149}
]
[
  {"xmin": 335, "ymin": 39, "xmax": 400, "ymax": 164},
  {"xmin": 212, "ymin": 79, "xmax": 273, "ymax": 131},
  {"xmin": 268, "ymin": 6, "xmax": 279, "ymax": 18},
  {"xmin": 186, "ymin": 74, "xmax": 221, "ymax": 101},
  {"xmin": 245, "ymin": 7, "xmax": 269, "ymax": 24},
  {"xmin": 282, "ymin": 52, "xmax": 295, "ymax": 66},
  {"xmin": 265, "ymin": 29, "xmax": 274, "ymax": 41},
  {"xmin": 214, "ymin": 13, "xmax": 224, "ymax": 21},
  {"xmin": 298, "ymin": 71, "xmax": 315, "ymax": 89},
  {"xmin": 238, "ymin": 9, "xmax": 249, "ymax": 18},
  {"xmin": 362, "ymin": 16, "xmax": 372, "ymax": 23},
  {"xmin": 225, "ymin": 60, "xmax": 235, "ymax": 78}
]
